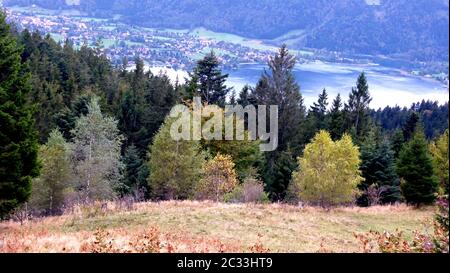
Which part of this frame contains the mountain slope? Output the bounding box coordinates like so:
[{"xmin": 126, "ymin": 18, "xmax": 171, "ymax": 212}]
[{"xmin": 3, "ymin": 0, "xmax": 449, "ymax": 62}]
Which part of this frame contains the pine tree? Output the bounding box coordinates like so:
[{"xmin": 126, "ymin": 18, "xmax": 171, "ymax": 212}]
[
  {"xmin": 148, "ymin": 116, "xmax": 205, "ymax": 200},
  {"xmin": 329, "ymin": 93, "xmax": 345, "ymax": 140},
  {"xmin": 188, "ymin": 51, "xmax": 230, "ymax": 107},
  {"xmin": 345, "ymin": 73, "xmax": 372, "ymax": 143},
  {"xmin": 0, "ymin": 12, "xmax": 40, "ymax": 218},
  {"xmin": 397, "ymin": 129, "xmax": 438, "ymax": 205}
]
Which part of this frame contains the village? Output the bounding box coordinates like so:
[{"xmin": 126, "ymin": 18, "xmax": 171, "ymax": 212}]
[{"xmin": 4, "ymin": 6, "xmax": 280, "ymax": 71}]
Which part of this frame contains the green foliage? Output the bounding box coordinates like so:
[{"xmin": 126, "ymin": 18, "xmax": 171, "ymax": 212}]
[
  {"xmin": 196, "ymin": 154, "xmax": 238, "ymax": 202},
  {"xmin": 402, "ymin": 112, "xmax": 420, "ymax": 142},
  {"xmin": 188, "ymin": 51, "xmax": 230, "ymax": 107},
  {"xmin": 120, "ymin": 145, "xmax": 149, "ymax": 197},
  {"xmin": 397, "ymin": 129, "xmax": 438, "ymax": 205},
  {"xmin": 252, "ymin": 45, "xmax": 306, "ymax": 200},
  {"xmin": 148, "ymin": 116, "xmax": 205, "ymax": 200},
  {"xmin": 71, "ymin": 97, "xmax": 124, "ymax": 202},
  {"xmin": 390, "ymin": 129, "xmax": 405, "ymax": 158},
  {"xmin": 0, "ymin": 12, "xmax": 40, "ymax": 218},
  {"xmin": 358, "ymin": 128, "xmax": 401, "ymax": 206},
  {"xmin": 292, "ymin": 131, "xmax": 363, "ymax": 206},
  {"xmin": 345, "ymin": 73, "xmax": 372, "ymax": 144},
  {"xmin": 429, "ymin": 129, "xmax": 449, "ymax": 194},
  {"xmin": 328, "ymin": 93, "xmax": 345, "ymax": 141},
  {"xmin": 29, "ymin": 130, "xmax": 72, "ymax": 214}
]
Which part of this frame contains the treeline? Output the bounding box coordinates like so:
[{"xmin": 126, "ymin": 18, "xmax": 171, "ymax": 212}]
[{"xmin": 1, "ymin": 12, "xmax": 448, "ymax": 218}]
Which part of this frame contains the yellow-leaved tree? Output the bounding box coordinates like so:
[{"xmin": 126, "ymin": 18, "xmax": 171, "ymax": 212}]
[
  {"xmin": 196, "ymin": 154, "xmax": 238, "ymax": 202},
  {"xmin": 291, "ymin": 130, "xmax": 363, "ymax": 207},
  {"xmin": 429, "ymin": 129, "xmax": 449, "ymax": 194}
]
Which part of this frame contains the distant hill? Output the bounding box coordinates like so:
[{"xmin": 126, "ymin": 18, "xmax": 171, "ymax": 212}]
[{"xmin": 3, "ymin": 0, "xmax": 449, "ymax": 62}]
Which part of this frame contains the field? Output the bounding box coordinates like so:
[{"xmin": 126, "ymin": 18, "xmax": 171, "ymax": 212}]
[{"xmin": 0, "ymin": 201, "xmax": 435, "ymax": 253}]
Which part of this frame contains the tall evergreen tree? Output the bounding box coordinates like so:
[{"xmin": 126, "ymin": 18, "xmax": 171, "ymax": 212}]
[
  {"xmin": 310, "ymin": 88, "xmax": 329, "ymax": 129},
  {"xmin": 329, "ymin": 93, "xmax": 345, "ymax": 140},
  {"xmin": 305, "ymin": 89, "xmax": 329, "ymax": 142},
  {"xmin": 397, "ymin": 129, "xmax": 438, "ymax": 205},
  {"xmin": 0, "ymin": 12, "xmax": 41, "ymax": 218},
  {"xmin": 120, "ymin": 145, "xmax": 148, "ymax": 197},
  {"xmin": 237, "ymin": 85, "xmax": 256, "ymax": 107},
  {"xmin": 403, "ymin": 112, "xmax": 420, "ymax": 142},
  {"xmin": 358, "ymin": 128, "xmax": 401, "ymax": 206},
  {"xmin": 252, "ymin": 45, "xmax": 306, "ymax": 200},
  {"xmin": 345, "ymin": 73, "xmax": 372, "ymax": 143},
  {"xmin": 391, "ymin": 128, "xmax": 405, "ymax": 158},
  {"xmin": 188, "ymin": 51, "xmax": 230, "ymax": 107}
]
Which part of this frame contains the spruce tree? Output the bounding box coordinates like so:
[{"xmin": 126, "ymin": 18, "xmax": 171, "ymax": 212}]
[
  {"xmin": 329, "ymin": 93, "xmax": 345, "ymax": 140},
  {"xmin": 237, "ymin": 85, "xmax": 256, "ymax": 107},
  {"xmin": 252, "ymin": 45, "xmax": 306, "ymax": 200},
  {"xmin": 121, "ymin": 145, "xmax": 149, "ymax": 197},
  {"xmin": 188, "ymin": 51, "xmax": 231, "ymax": 107},
  {"xmin": 397, "ymin": 129, "xmax": 438, "ymax": 205},
  {"xmin": 305, "ymin": 89, "xmax": 329, "ymax": 142},
  {"xmin": 0, "ymin": 12, "xmax": 40, "ymax": 218},
  {"xmin": 310, "ymin": 88, "xmax": 329, "ymax": 130},
  {"xmin": 358, "ymin": 130, "xmax": 401, "ymax": 206},
  {"xmin": 391, "ymin": 128, "xmax": 405, "ymax": 158},
  {"xmin": 345, "ymin": 73, "xmax": 372, "ymax": 143},
  {"xmin": 402, "ymin": 112, "xmax": 420, "ymax": 142}
]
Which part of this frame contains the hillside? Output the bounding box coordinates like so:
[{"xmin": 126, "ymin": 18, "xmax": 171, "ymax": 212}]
[
  {"xmin": 0, "ymin": 201, "xmax": 435, "ymax": 253},
  {"xmin": 3, "ymin": 0, "xmax": 449, "ymax": 62}
]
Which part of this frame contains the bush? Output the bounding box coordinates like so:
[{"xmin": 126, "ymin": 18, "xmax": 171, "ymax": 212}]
[
  {"xmin": 224, "ymin": 177, "xmax": 269, "ymax": 204},
  {"xmin": 196, "ymin": 154, "xmax": 238, "ymax": 202}
]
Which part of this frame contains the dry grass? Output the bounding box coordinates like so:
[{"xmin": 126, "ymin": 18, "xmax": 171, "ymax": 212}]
[{"xmin": 0, "ymin": 201, "xmax": 435, "ymax": 253}]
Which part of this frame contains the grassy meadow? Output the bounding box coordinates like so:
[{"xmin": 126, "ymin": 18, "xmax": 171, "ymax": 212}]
[{"xmin": 0, "ymin": 201, "xmax": 435, "ymax": 253}]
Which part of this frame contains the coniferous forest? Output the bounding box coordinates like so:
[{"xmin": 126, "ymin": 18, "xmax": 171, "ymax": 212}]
[{"xmin": 0, "ymin": 7, "xmax": 448, "ymax": 254}]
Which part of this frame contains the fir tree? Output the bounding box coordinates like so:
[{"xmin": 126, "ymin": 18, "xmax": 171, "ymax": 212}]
[
  {"xmin": 188, "ymin": 51, "xmax": 231, "ymax": 107},
  {"xmin": 237, "ymin": 85, "xmax": 256, "ymax": 107},
  {"xmin": 358, "ymin": 129, "xmax": 401, "ymax": 206},
  {"xmin": 0, "ymin": 12, "xmax": 41, "ymax": 218},
  {"xmin": 345, "ymin": 73, "xmax": 372, "ymax": 143},
  {"xmin": 403, "ymin": 112, "xmax": 420, "ymax": 142},
  {"xmin": 329, "ymin": 93, "xmax": 345, "ymax": 140},
  {"xmin": 397, "ymin": 129, "xmax": 438, "ymax": 205},
  {"xmin": 121, "ymin": 145, "xmax": 148, "ymax": 196},
  {"xmin": 252, "ymin": 45, "xmax": 306, "ymax": 199}
]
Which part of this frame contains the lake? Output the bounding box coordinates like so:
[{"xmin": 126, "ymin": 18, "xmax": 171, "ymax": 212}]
[
  {"xmin": 225, "ymin": 61, "xmax": 449, "ymax": 109},
  {"xmin": 149, "ymin": 61, "xmax": 448, "ymax": 109}
]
